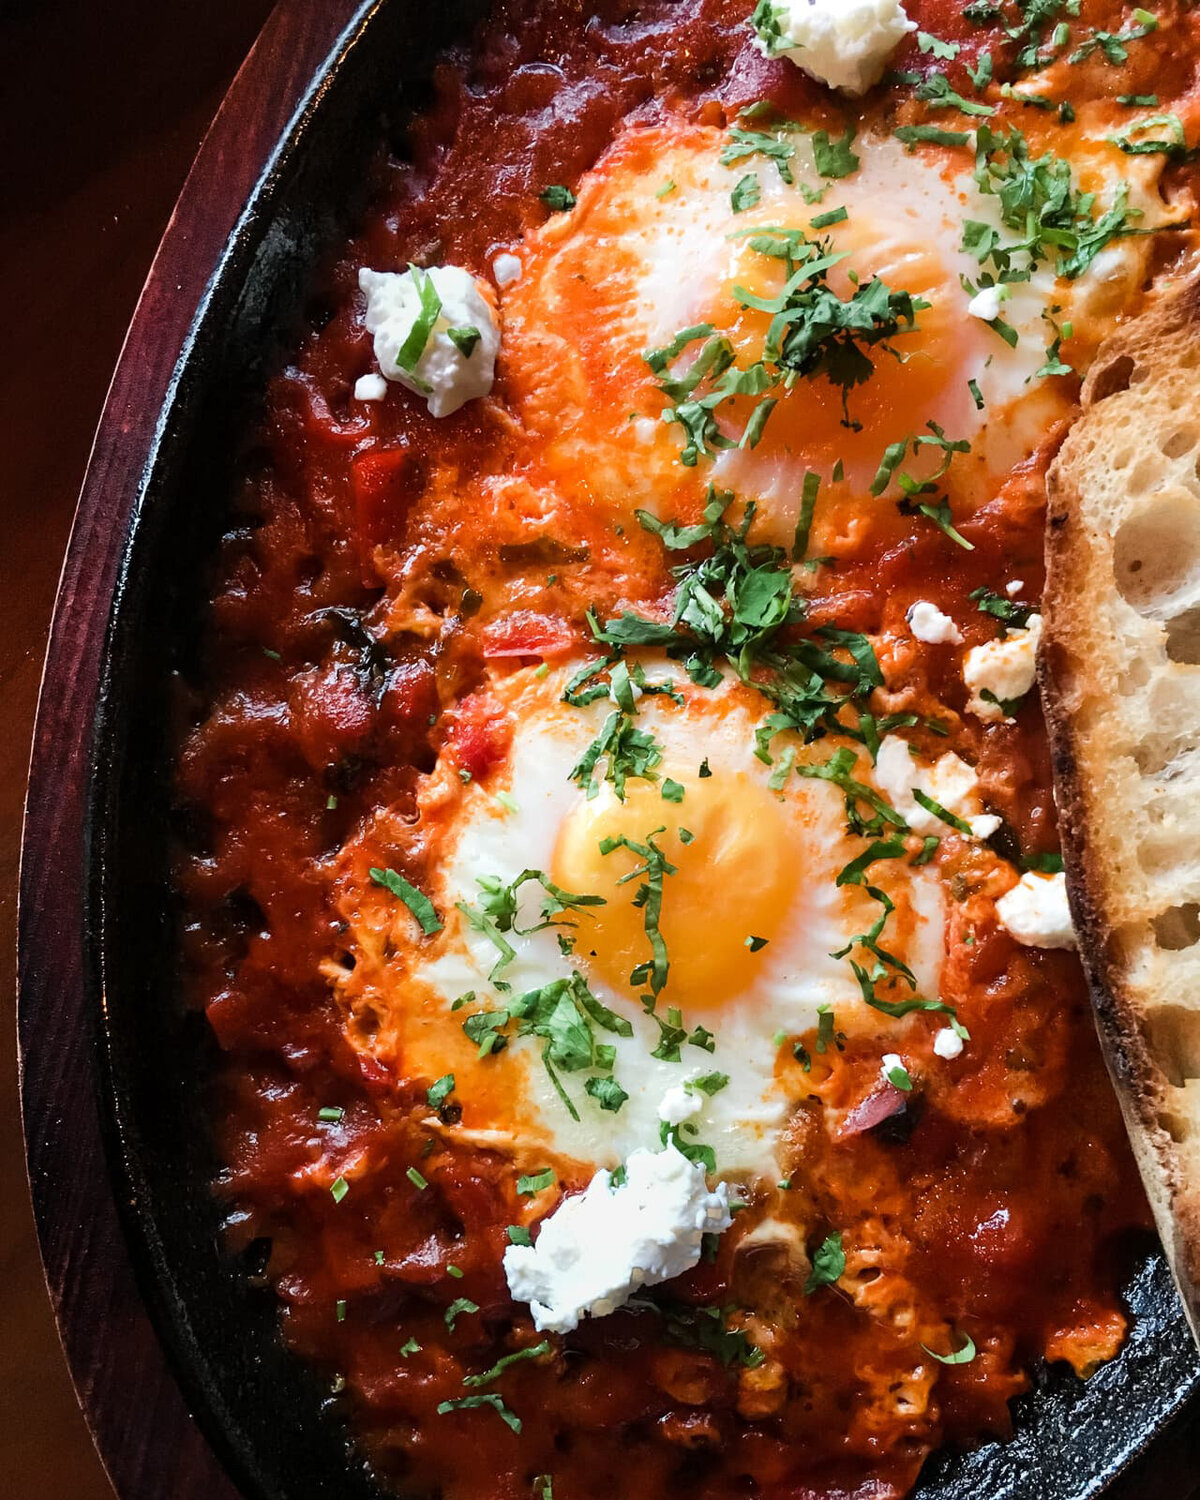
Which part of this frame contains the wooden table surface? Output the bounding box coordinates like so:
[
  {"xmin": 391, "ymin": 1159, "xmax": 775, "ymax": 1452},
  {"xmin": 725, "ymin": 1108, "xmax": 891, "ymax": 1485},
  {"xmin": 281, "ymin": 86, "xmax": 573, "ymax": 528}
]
[
  {"xmin": 1, "ymin": 2, "xmax": 1197, "ymax": 1496},
  {"xmin": 0, "ymin": 4, "xmax": 271, "ymax": 1495}
]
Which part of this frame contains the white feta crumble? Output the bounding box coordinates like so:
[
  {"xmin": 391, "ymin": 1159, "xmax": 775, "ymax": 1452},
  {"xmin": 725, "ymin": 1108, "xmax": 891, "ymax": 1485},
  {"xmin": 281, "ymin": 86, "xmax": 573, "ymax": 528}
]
[
  {"xmin": 880, "ymin": 1051, "xmax": 906, "ymax": 1083},
  {"xmin": 357, "ymin": 264, "xmax": 500, "ymax": 419},
  {"xmin": 963, "ymin": 613, "xmax": 1043, "ymax": 722},
  {"xmin": 966, "ymin": 284, "xmax": 1004, "ymax": 322},
  {"xmin": 933, "ymin": 1026, "xmax": 964, "ymax": 1060},
  {"xmin": 353, "ymin": 371, "xmax": 389, "ymax": 402},
  {"xmin": 751, "ymin": 0, "xmax": 915, "ymax": 96},
  {"xmin": 503, "ymin": 1146, "xmax": 732, "ymax": 1334},
  {"xmin": 492, "ymin": 252, "xmax": 523, "ymax": 287},
  {"xmin": 658, "ymin": 1083, "xmax": 702, "ymax": 1127},
  {"xmin": 1006, "ymin": 579, "xmax": 1024, "ymax": 596},
  {"xmin": 907, "ymin": 600, "xmax": 962, "ymax": 645},
  {"xmin": 874, "ymin": 735, "xmax": 1001, "ymax": 840},
  {"xmin": 995, "ymin": 870, "xmax": 1076, "ymax": 950}
]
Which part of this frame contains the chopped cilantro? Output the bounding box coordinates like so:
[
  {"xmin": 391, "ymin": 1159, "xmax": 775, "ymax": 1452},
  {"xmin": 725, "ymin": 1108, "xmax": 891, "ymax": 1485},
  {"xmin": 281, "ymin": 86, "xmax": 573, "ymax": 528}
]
[
  {"xmin": 655, "ymin": 1300, "xmax": 767, "ymax": 1368},
  {"xmin": 369, "ymin": 866, "xmax": 443, "ymax": 935},
  {"xmin": 811, "ymin": 127, "xmax": 860, "ymax": 178},
  {"xmin": 923, "ymin": 1330, "xmax": 978, "ymax": 1364},
  {"xmin": 970, "ymin": 585, "xmax": 1034, "ymax": 627},
  {"xmin": 585, "ymin": 1075, "xmax": 630, "ymax": 1112},
  {"xmin": 463, "ymin": 1341, "xmax": 552, "ymax": 1387},
  {"xmin": 688, "ymin": 1071, "xmax": 731, "ymax": 1095},
  {"xmin": 912, "ymin": 788, "xmax": 975, "ymax": 835},
  {"xmin": 395, "ymin": 264, "xmax": 441, "ymax": 373},
  {"xmin": 447, "ymin": 325, "xmax": 481, "ymax": 357},
  {"xmin": 895, "ymin": 124, "xmax": 972, "ymax": 148},
  {"xmin": 804, "ymin": 1232, "xmax": 845, "ymax": 1293},
  {"xmin": 731, "ymin": 173, "xmax": 761, "ymax": 213},
  {"xmin": 539, "ymin": 184, "xmax": 577, "ymax": 211},
  {"xmin": 1107, "ymin": 112, "xmax": 1189, "ymax": 159},
  {"xmin": 444, "ymin": 1297, "xmax": 481, "ymax": 1332},
  {"xmin": 426, "ymin": 1073, "xmax": 455, "ymax": 1110},
  {"xmin": 720, "ymin": 125, "xmax": 797, "ymax": 183},
  {"xmin": 436, "ymin": 1392, "xmax": 520, "ymax": 1431},
  {"xmin": 518, "ymin": 1169, "xmax": 555, "ymax": 1195}
]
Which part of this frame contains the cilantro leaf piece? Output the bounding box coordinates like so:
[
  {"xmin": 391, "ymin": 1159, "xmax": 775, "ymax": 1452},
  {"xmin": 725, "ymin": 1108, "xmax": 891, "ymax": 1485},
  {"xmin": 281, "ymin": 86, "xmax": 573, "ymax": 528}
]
[
  {"xmin": 395, "ymin": 264, "xmax": 442, "ymax": 372},
  {"xmin": 895, "ymin": 124, "xmax": 972, "ymax": 148},
  {"xmin": 540, "ymin": 184, "xmax": 576, "ymax": 211},
  {"xmin": 912, "ymin": 788, "xmax": 975, "ymax": 835},
  {"xmin": 370, "ymin": 866, "xmax": 443, "ymax": 934},
  {"xmin": 426, "ymin": 1073, "xmax": 456, "ymax": 1110},
  {"xmin": 812, "ymin": 127, "xmax": 860, "ymax": 178},
  {"xmin": 731, "ymin": 173, "xmax": 761, "ymax": 213},
  {"xmin": 654, "ymin": 1300, "xmax": 767, "ymax": 1367},
  {"xmin": 436, "ymin": 1392, "xmax": 521, "ymax": 1431},
  {"xmin": 463, "ymin": 1340, "xmax": 552, "ymax": 1386},
  {"xmin": 447, "ymin": 325, "xmax": 481, "ymax": 357},
  {"xmin": 585, "ymin": 1075, "xmax": 630, "ymax": 1112},
  {"xmin": 720, "ymin": 125, "xmax": 798, "ymax": 183},
  {"xmin": 804, "ymin": 1232, "xmax": 846, "ymax": 1293},
  {"xmin": 922, "ymin": 1331, "xmax": 978, "ymax": 1364},
  {"xmin": 518, "ymin": 1169, "xmax": 555, "ymax": 1195}
]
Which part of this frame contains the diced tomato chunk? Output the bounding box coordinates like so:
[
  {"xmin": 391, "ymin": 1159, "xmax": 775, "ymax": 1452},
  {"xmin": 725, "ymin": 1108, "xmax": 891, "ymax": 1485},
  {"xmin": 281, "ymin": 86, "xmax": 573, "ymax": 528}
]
[
  {"xmin": 350, "ymin": 445, "xmax": 419, "ymax": 578},
  {"xmin": 290, "ymin": 664, "xmax": 374, "ymax": 770},
  {"xmin": 381, "ymin": 659, "xmax": 439, "ymax": 757},
  {"xmin": 481, "ymin": 610, "xmax": 576, "ymax": 659},
  {"xmin": 447, "ymin": 693, "xmax": 513, "ymax": 781}
]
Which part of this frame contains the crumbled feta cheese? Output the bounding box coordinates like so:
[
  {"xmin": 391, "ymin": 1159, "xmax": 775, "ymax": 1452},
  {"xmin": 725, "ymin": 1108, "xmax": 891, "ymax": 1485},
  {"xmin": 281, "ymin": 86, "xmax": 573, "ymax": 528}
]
[
  {"xmin": 963, "ymin": 614, "xmax": 1043, "ymax": 722},
  {"xmin": 996, "ymin": 870, "xmax": 1076, "ymax": 950},
  {"xmin": 353, "ymin": 371, "xmax": 388, "ymax": 402},
  {"xmin": 874, "ymin": 736, "xmax": 1001, "ymax": 840},
  {"xmin": 358, "ymin": 265, "xmax": 500, "ymax": 419},
  {"xmin": 907, "ymin": 600, "xmax": 962, "ymax": 645},
  {"xmin": 880, "ymin": 1052, "xmax": 905, "ymax": 1082},
  {"xmin": 966, "ymin": 285, "xmax": 1004, "ymax": 321},
  {"xmin": 492, "ymin": 252, "xmax": 523, "ymax": 287},
  {"xmin": 751, "ymin": 0, "xmax": 915, "ymax": 96},
  {"xmin": 933, "ymin": 1027, "xmax": 964, "ymax": 1060},
  {"xmin": 503, "ymin": 1146, "xmax": 732, "ymax": 1333},
  {"xmin": 658, "ymin": 1083, "xmax": 702, "ymax": 1127},
  {"xmin": 1006, "ymin": 579, "xmax": 1024, "ymax": 596}
]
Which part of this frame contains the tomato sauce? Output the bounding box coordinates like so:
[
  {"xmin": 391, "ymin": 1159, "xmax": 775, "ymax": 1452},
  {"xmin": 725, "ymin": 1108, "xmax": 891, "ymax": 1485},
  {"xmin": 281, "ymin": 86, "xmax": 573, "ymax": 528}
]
[{"xmin": 173, "ymin": 0, "xmax": 1199, "ymax": 1494}]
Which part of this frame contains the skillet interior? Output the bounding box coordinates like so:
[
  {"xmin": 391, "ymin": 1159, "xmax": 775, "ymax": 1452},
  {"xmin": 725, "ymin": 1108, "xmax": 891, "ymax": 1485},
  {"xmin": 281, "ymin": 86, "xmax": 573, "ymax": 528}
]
[{"xmin": 86, "ymin": 1, "xmax": 1200, "ymax": 1496}]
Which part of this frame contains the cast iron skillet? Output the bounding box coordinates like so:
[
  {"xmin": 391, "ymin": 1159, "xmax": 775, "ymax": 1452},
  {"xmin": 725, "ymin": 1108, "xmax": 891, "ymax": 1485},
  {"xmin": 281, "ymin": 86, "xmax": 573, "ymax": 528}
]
[{"xmin": 71, "ymin": 0, "xmax": 1200, "ymax": 1495}]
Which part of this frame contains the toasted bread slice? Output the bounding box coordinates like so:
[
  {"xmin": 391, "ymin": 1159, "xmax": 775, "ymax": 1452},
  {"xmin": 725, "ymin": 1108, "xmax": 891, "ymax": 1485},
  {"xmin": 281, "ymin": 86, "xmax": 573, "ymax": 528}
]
[{"xmin": 1043, "ymin": 275, "xmax": 1200, "ymax": 1344}]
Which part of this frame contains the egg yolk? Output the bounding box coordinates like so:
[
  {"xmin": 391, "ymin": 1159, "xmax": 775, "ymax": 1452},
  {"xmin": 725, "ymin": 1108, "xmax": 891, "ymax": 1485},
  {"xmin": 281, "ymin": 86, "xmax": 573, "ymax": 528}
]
[
  {"xmin": 550, "ymin": 768, "xmax": 799, "ymax": 1011},
  {"xmin": 712, "ymin": 210, "xmax": 977, "ymax": 493}
]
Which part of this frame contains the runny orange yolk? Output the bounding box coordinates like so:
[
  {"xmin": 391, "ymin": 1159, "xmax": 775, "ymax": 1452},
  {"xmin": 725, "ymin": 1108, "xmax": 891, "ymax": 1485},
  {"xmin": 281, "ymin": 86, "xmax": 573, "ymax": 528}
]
[
  {"xmin": 714, "ymin": 212, "xmax": 972, "ymax": 487},
  {"xmin": 550, "ymin": 768, "xmax": 799, "ymax": 1011}
]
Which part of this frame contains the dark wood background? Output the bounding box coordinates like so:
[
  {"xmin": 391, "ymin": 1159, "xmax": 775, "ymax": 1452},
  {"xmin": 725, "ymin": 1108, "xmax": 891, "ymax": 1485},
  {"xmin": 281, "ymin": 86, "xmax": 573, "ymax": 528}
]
[
  {"xmin": 0, "ymin": 3, "xmax": 272, "ymax": 1494},
  {"xmin": 2, "ymin": 0, "xmax": 1197, "ymax": 1495}
]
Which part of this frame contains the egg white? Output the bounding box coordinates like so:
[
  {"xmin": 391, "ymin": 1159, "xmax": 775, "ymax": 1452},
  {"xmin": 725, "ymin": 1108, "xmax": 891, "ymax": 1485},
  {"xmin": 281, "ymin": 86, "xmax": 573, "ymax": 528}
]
[
  {"xmin": 405, "ymin": 662, "xmax": 944, "ymax": 1182},
  {"xmin": 500, "ymin": 117, "xmax": 1172, "ymax": 548}
]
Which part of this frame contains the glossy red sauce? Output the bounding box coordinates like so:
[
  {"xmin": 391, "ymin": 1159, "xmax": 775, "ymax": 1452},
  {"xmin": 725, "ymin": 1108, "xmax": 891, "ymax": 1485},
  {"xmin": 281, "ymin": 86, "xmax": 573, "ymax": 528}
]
[{"xmin": 173, "ymin": 0, "xmax": 1200, "ymax": 1494}]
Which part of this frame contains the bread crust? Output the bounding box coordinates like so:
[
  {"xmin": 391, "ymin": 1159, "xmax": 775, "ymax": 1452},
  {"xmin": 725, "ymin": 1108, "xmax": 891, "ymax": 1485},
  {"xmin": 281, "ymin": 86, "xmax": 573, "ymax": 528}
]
[{"xmin": 1043, "ymin": 275, "xmax": 1200, "ymax": 1345}]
